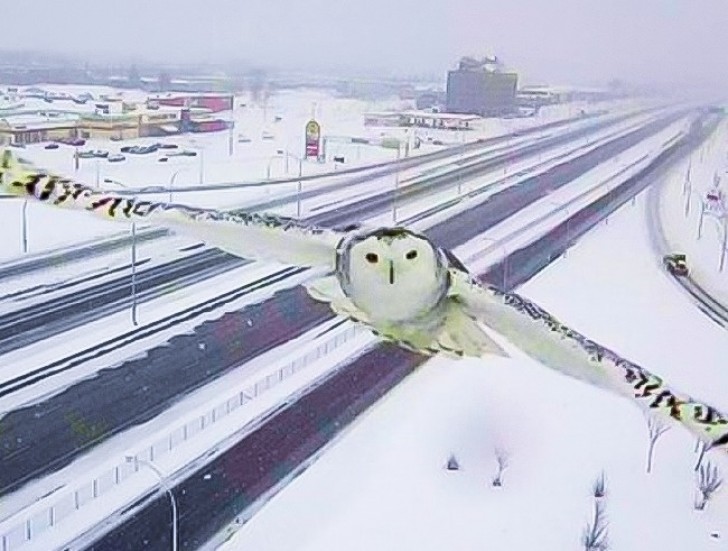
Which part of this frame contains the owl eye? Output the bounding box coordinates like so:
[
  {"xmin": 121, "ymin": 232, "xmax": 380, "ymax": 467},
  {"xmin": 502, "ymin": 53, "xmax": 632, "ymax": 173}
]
[
  {"xmin": 405, "ymin": 250, "xmax": 418, "ymax": 260},
  {"xmin": 365, "ymin": 252, "xmax": 379, "ymax": 263}
]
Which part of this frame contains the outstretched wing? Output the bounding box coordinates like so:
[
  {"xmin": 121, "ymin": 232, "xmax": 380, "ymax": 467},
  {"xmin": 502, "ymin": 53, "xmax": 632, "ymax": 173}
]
[
  {"xmin": 0, "ymin": 150, "xmax": 341, "ymax": 269},
  {"xmin": 448, "ymin": 268, "xmax": 728, "ymax": 454}
]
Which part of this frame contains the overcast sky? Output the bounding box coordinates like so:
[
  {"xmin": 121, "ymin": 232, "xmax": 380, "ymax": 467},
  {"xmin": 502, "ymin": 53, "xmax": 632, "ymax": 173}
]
[{"xmin": 4, "ymin": 0, "xmax": 727, "ymax": 87}]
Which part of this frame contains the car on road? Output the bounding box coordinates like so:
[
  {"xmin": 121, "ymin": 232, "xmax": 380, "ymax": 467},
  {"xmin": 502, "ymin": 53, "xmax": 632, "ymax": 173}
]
[
  {"xmin": 663, "ymin": 254, "xmax": 689, "ymax": 277},
  {"xmin": 44, "ymin": 143, "xmax": 59, "ymax": 150},
  {"xmin": 107, "ymin": 154, "xmax": 126, "ymax": 163}
]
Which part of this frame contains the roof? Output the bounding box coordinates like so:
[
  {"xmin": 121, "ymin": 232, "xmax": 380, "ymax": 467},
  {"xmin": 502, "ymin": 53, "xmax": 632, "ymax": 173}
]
[
  {"xmin": 0, "ymin": 113, "xmax": 78, "ymax": 130},
  {"xmin": 400, "ymin": 110, "xmax": 480, "ymax": 121},
  {"xmin": 365, "ymin": 111, "xmax": 480, "ymax": 122}
]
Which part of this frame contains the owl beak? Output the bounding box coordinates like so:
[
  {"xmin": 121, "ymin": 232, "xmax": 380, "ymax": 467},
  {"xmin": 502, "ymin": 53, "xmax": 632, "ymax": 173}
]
[{"xmin": 388, "ymin": 260, "xmax": 395, "ymax": 284}]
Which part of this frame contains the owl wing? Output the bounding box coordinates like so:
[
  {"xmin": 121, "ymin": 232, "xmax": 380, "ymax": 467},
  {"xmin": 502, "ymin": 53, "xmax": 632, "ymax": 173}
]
[
  {"xmin": 448, "ymin": 267, "xmax": 728, "ymax": 454},
  {"xmin": 0, "ymin": 150, "xmax": 341, "ymax": 269}
]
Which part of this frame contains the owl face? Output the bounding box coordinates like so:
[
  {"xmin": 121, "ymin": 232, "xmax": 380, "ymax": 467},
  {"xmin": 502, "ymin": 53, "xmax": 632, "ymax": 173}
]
[{"xmin": 338, "ymin": 228, "xmax": 449, "ymax": 322}]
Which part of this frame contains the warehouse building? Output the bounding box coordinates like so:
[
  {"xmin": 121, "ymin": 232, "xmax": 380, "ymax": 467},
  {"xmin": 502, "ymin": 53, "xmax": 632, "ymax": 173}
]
[{"xmin": 446, "ymin": 56, "xmax": 518, "ymax": 117}]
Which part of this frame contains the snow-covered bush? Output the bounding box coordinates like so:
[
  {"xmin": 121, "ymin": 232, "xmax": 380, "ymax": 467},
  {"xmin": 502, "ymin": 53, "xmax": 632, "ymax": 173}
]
[
  {"xmin": 695, "ymin": 461, "xmax": 723, "ymax": 511},
  {"xmin": 491, "ymin": 447, "xmax": 509, "ymax": 487},
  {"xmin": 582, "ymin": 500, "xmax": 609, "ymax": 551},
  {"xmin": 645, "ymin": 415, "xmax": 669, "ymax": 474},
  {"xmin": 592, "ymin": 471, "xmax": 607, "ymax": 499}
]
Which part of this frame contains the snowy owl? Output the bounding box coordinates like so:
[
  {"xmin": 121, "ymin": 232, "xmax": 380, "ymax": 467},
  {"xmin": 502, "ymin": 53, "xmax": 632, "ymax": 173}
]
[{"xmin": 2, "ymin": 150, "xmax": 727, "ymax": 454}]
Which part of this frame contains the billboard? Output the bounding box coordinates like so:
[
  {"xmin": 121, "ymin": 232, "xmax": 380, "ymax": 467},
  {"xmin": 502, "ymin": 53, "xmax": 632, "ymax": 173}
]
[{"xmin": 305, "ymin": 119, "xmax": 321, "ymax": 159}]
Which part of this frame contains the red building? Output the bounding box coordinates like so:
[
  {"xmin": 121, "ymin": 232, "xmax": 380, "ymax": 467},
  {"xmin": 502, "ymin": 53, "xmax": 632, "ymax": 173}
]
[{"xmin": 155, "ymin": 93, "xmax": 233, "ymax": 113}]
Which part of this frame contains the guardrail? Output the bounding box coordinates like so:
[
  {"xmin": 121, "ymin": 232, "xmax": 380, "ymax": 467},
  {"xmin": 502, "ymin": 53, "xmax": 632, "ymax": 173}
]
[{"xmin": 0, "ymin": 322, "xmax": 363, "ymax": 551}]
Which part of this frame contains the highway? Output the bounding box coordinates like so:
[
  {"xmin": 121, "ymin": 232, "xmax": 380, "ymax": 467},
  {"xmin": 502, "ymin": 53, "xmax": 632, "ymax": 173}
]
[
  {"xmin": 0, "ymin": 108, "xmax": 607, "ymax": 283},
  {"xmin": 0, "ymin": 109, "xmax": 676, "ymax": 355},
  {"xmin": 84, "ymin": 111, "xmax": 720, "ymax": 551},
  {"xmin": 0, "ymin": 108, "xmax": 689, "ymax": 500}
]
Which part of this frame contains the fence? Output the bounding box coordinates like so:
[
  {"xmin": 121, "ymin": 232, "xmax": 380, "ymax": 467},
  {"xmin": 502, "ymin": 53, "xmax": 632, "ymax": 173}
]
[{"xmin": 0, "ymin": 323, "xmax": 362, "ymax": 551}]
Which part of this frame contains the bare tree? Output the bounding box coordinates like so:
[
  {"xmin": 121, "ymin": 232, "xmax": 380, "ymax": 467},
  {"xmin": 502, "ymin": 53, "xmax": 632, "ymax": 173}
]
[
  {"xmin": 592, "ymin": 471, "xmax": 607, "ymax": 499},
  {"xmin": 695, "ymin": 461, "xmax": 723, "ymax": 511},
  {"xmin": 491, "ymin": 447, "xmax": 509, "ymax": 487},
  {"xmin": 582, "ymin": 499, "xmax": 609, "ymax": 551},
  {"xmin": 645, "ymin": 415, "xmax": 670, "ymax": 473}
]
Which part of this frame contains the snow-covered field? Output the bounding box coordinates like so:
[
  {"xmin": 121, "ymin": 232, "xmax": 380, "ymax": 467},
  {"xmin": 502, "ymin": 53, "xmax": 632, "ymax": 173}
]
[
  {"xmin": 1, "ymin": 86, "xmax": 713, "ymax": 551},
  {"xmin": 220, "ymin": 171, "xmax": 728, "ymax": 550}
]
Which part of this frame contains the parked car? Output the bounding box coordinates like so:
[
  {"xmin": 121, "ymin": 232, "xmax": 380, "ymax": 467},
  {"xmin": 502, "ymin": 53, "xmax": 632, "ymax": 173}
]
[
  {"xmin": 120, "ymin": 146, "xmax": 133, "ymax": 153},
  {"xmin": 156, "ymin": 143, "xmax": 178, "ymax": 150},
  {"xmin": 77, "ymin": 151, "xmax": 96, "ymax": 159},
  {"xmin": 158, "ymin": 157, "xmax": 168, "ymax": 162},
  {"xmin": 261, "ymin": 131, "xmax": 274, "ymax": 140},
  {"xmin": 44, "ymin": 143, "xmax": 60, "ymax": 150},
  {"xmin": 58, "ymin": 137, "xmax": 85, "ymax": 147},
  {"xmin": 237, "ymin": 135, "xmax": 252, "ymax": 143},
  {"xmin": 107, "ymin": 154, "xmax": 126, "ymax": 163},
  {"xmin": 663, "ymin": 254, "xmax": 689, "ymax": 277}
]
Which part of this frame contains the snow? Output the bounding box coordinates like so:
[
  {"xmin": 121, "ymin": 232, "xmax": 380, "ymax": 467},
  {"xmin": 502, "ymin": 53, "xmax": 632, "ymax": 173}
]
[
  {"xmin": 0, "ymin": 85, "xmax": 638, "ymax": 258},
  {"xmin": 219, "ymin": 178, "xmax": 728, "ymax": 550},
  {"xmin": 655, "ymin": 116, "xmax": 728, "ymax": 307},
  {"xmin": 0, "ymin": 85, "xmax": 702, "ymax": 549}
]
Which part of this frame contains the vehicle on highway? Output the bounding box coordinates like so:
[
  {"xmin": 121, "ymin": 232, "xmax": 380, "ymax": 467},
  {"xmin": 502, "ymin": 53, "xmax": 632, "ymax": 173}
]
[
  {"xmin": 107, "ymin": 154, "xmax": 126, "ymax": 163},
  {"xmin": 663, "ymin": 253, "xmax": 689, "ymax": 277}
]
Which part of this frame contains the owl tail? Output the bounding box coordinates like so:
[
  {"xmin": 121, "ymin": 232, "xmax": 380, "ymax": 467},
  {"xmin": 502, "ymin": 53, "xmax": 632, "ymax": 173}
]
[{"xmin": 429, "ymin": 299, "xmax": 510, "ymax": 359}]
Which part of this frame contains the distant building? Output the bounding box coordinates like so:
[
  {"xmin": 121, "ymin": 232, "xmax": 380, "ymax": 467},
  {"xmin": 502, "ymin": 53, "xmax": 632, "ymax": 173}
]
[
  {"xmin": 0, "ymin": 115, "xmax": 77, "ymax": 145},
  {"xmin": 151, "ymin": 93, "xmax": 233, "ymax": 113},
  {"xmin": 446, "ymin": 56, "xmax": 518, "ymax": 116}
]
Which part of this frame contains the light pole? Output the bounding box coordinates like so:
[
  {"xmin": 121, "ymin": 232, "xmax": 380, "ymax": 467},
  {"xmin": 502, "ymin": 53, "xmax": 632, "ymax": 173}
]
[
  {"xmin": 104, "ymin": 178, "xmax": 139, "ymax": 325},
  {"xmin": 167, "ymin": 169, "xmax": 193, "ymax": 204},
  {"xmin": 392, "ymin": 143, "xmax": 402, "ymax": 223},
  {"xmin": 126, "ymin": 456, "xmax": 177, "ymax": 551},
  {"xmin": 21, "ymin": 199, "xmax": 28, "ymax": 253},
  {"xmin": 549, "ymin": 201, "xmax": 571, "ymax": 257},
  {"xmin": 479, "ymin": 237, "xmax": 509, "ymax": 291},
  {"xmin": 282, "ymin": 150, "xmax": 305, "ymax": 218},
  {"xmin": 187, "ymin": 141, "xmax": 204, "ymax": 184}
]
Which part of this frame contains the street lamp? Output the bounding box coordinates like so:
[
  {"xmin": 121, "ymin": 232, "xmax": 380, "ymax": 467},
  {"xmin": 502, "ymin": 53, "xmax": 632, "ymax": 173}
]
[
  {"xmin": 125, "ymin": 456, "xmax": 177, "ymax": 551},
  {"xmin": 478, "ymin": 236, "xmax": 509, "ymax": 291},
  {"xmin": 21, "ymin": 199, "xmax": 28, "ymax": 254},
  {"xmin": 187, "ymin": 141, "xmax": 204, "ymax": 185},
  {"xmin": 392, "ymin": 143, "xmax": 402, "ymax": 223},
  {"xmin": 104, "ymin": 178, "xmax": 139, "ymax": 326},
  {"xmin": 549, "ymin": 201, "xmax": 571, "ymax": 258},
  {"xmin": 167, "ymin": 169, "xmax": 194, "ymax": 204}
]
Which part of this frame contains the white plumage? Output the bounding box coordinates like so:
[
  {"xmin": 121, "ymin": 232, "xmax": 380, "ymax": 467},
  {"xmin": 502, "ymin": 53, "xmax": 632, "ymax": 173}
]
[{"xmin": 2, "ymin": 149, "xmax": 727, "ymax": 455}]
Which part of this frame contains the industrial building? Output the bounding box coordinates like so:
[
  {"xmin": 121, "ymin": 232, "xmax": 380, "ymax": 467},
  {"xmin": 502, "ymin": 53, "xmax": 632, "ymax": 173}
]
[{"xmin": 446, "ymin": 56, "xmax": 518, "ymax": 116}]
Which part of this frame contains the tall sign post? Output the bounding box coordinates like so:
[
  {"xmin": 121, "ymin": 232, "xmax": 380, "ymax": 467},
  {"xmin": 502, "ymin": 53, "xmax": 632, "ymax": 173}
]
[{"xmin": 305, "ymin": 119, "xmax": 321, "ymax": 161}]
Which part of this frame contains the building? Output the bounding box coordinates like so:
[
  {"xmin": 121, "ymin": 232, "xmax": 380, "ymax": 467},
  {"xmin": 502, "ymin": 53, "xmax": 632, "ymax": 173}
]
[
  {"xmin": 0, "ymin": 115, "xmax": 78, "ymax": 145},
  {"xmin": 446, "ymin": 56, "xmax": 518, "ymax": 116},
  {"xmin": 151, "ymin": 93, "xmax": 233, "ymax": 113},
  {"xmin": 364, "ymin": 110, "xmax": 479, "ymax": 130}
]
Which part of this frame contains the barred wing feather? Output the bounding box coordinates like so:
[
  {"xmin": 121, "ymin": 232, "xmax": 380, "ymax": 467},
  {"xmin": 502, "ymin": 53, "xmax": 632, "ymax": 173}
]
[
  {"xmin": 0, "ymin": 150, "xmax": 340, "ymax": 269},
  {"xmin": 449, "ymin": 269, "xmax": 728, "ymax": 453}
]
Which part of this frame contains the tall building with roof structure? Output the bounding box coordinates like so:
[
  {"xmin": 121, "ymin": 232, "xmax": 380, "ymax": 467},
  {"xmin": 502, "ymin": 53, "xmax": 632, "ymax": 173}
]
[{"xmin": 446, "ymin": 56, "xmax": 518, "ymax": 116}]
